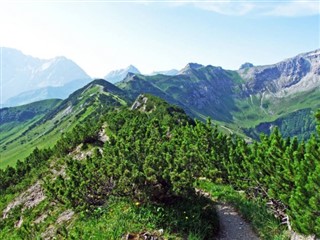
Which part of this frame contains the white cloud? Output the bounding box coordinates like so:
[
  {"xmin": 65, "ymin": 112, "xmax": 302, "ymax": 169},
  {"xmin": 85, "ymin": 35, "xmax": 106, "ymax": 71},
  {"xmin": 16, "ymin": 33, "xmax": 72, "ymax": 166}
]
[
  {"xmin": 165, "ymin": 0, "xmax": 320, "ymax": 17},
  {"xmin": 133, "ymin": 0, "xmax": 253, "ymax": 16},
  {"xmin": 194, "ymin": 1, "xmax": 255, "ymax": 16},
  {"xmin": 264, "ymin": 2, "xmax": 320, "ymax": 17}
]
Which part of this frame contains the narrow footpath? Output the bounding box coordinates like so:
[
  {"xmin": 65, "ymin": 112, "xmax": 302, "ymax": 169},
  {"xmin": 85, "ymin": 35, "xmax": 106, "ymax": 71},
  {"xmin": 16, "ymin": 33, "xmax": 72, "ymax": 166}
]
[{"xmin": 216, "ymin": 203, "xmax": 260, "ymax": 240}]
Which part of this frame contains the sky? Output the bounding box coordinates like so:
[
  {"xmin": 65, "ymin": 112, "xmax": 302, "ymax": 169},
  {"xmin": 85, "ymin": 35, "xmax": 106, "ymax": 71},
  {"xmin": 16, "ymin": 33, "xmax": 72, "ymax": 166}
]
[{"xmin": 0, "ymin": 0, "xmax": 319, "ymax": 78}]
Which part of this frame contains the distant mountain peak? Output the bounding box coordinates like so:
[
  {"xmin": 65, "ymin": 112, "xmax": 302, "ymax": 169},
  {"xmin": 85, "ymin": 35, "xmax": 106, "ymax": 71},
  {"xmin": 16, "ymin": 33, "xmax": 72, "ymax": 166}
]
[
  {"xmin": 127, "ymin": 65, "xmax": 139, "ymax": 72},
  {"xmin": 2, "ymin": 47, "xmax": 90, "ymax": 103},
  {"xmin": 149, "ymin": 69, "xmax": 179, "ymax": 76},
  {"xmin": 104, "ymin": 65, "xmax": 140, "ymax": 84},
  {"xmin": 185, "ymin": 63, "xmax": 204, "ymax": 69},
  {"xmin": 238, "ymin": 49, "xmax": 320, "ymax": 97},
  {"xmin": 239, "ymin": 62, "xmax": 254, "ymax": 70},
  {"xmin": 179, "ymin": 63, "xmax": 204, "ymax": 74}
]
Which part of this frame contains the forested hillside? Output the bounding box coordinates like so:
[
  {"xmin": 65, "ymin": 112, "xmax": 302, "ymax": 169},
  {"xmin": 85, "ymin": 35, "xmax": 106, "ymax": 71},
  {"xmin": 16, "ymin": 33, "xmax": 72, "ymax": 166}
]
[{"xmin": 0, "ymin": 89, "xmax": 319, "ymax": 238}]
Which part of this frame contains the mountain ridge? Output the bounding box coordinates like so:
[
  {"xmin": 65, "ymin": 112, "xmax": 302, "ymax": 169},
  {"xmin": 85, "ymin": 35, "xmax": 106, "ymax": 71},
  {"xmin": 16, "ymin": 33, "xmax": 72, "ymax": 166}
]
[
  {"xmin": 3, "ymin": 48, "xmax": 319, "ymax": 140},
  {"xmin": 117, "ymin": 49, "xmax": 320, "ymax": 140},
  {"xmin": 0, "ymin": 79, "xmax": 129, "ymax": 168}
]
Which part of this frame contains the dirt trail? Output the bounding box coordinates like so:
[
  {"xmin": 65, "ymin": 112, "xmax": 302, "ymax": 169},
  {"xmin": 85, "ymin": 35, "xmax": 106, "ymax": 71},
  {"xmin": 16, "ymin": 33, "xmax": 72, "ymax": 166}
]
[{"xmin": 216, "ymin": 203, "xmax": 260, "ymax": 240}]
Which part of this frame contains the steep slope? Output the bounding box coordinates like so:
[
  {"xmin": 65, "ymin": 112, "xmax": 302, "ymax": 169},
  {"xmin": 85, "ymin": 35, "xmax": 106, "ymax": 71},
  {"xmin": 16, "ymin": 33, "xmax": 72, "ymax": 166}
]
[
  {"xmin": 1, "ymin": 47, "xmax": 91, "ymax": 104},
  {"xmin": 116, "ymin": 73, "xmax": 195, "ymax": 117},
  {"xmin": 238, "ymin": 49, "xmax": 320, "ymax": 97},
  {"xmin": 117, "ymin": 50, "xmax": 320, "ymax": 139},
  {"xmin": 234, "ymin": 49, "xmax": 320, "ymax": 139},
  {"xmin": 0, "ymin": 79, "xmax": 129, "ymax": 168},
  {"xmin": 0, "ymin": 99, "xmax": 62, "ymax": 148},
  {"xmin": 151, "ymin": 64, "xmax": 241, "ymax": 122},
  {"xmin": 104, "ymin": 65, "xmax": 140, "ymax": 84},
  {"xmin": 118, "ymin": 64, "xmax": 243, "ymax": 124}
]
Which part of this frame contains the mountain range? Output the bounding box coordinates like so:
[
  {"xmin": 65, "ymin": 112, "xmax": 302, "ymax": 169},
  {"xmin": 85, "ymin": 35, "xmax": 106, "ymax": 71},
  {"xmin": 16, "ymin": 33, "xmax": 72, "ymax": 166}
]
[
  {"xmin": 2, "ymin": 48, "xmax": 319, "ymax": 141},
  {"xmin": 2, "ymin": 48, "xmax": 91, "ymax": 107},
  {"xmin": 116, "ymin": 49, "xmax": 320, "ymax": 140},
  {"xmin": 104, "ymin": 66, "xmax": 179, "ymax": 84},
  {"xmin": 1, "ymin": 48, "xmax": 319, "ymax": 239},
  {"xmin": 1, "ymin": 76, "xmax": 319, "ymax": 239}
]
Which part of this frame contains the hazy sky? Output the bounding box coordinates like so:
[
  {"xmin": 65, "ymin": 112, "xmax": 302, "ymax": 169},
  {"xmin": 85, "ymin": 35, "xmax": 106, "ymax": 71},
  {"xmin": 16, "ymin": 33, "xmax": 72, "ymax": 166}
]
[{"xmin": 0, "ymin": 1, "xmax": 319, "ymax": 77}]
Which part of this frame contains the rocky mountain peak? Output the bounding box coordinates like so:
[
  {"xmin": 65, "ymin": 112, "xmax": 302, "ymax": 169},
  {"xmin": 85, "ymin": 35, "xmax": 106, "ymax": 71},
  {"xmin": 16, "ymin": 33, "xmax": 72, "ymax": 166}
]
[
  {"xmin": 126, "ymin": 65, "xmax": 140, "ymax": 73},
  {"xmin": 131, "ymin": 94, "xmax": 149, "ymax": 111},
  {"xmin": 104, "ymin": 65, "xmax": 140, "ymax": 84},
  {"xmin": 239, "ymin": 62, "xmax": 254, "ymax": 70},
  {"xmin": 179, "ymin": 63, "xmax": 204, "ymax": 74},
  {"xmin": 238, "ymin": 49, "xmax": 320, "ymax": 97}
]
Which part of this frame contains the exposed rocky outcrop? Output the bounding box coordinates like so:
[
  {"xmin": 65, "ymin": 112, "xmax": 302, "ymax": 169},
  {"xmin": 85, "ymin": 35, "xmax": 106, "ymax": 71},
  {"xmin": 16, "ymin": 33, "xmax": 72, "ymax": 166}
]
[
  {"xmin": 41, "ymin": 209, "xmax": 75, "ymax": 239},
  {"xmin": 131, "ymin": 94, "xmax": 149, "ymax": 112},
  {"xmin": 2, "ymin": 182, "xmax": 46, "ymax": 219},
  {"xmin": 239, "ymin": 49, "xmax": 320, "ymax": 97}
]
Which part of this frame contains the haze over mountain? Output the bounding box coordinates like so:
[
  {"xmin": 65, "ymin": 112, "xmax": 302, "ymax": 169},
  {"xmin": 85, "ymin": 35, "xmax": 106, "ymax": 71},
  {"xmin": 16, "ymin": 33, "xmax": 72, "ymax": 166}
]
[
  {"xmin": 1, "ymin": 47, "xmax": 91, "ymax": 105},
  {"xmin": 104, "ymin": 65, "xmax": 140, "ymax": 84},
  {"xmin": 4, "ymin": 79, "xmax": 91, "ymax": 107},
  {"xmin": 149, "ymin": 69, "xmax": 179, "ymax": 76}
]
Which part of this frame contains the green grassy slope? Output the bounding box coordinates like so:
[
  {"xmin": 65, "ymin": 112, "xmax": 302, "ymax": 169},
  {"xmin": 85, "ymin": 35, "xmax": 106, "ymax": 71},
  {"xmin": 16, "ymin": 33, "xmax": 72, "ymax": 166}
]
[
  {"xmin": 0, "ymin": 80, "xmax": 129, "ymax": 168},
  {"xmin": 0, "ymin": 99, "xmax": 62, "ymax": 168},
  {"xmin": 0, "ymin": 99, "xmax": 62, "ymax": 139}
]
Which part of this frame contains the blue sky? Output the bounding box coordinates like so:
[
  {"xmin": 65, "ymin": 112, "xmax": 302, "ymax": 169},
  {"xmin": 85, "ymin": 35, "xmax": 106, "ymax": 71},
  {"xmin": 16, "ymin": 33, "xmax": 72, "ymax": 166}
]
[{"xmin": 0, "ymin": 1, "xmax": 319, "ymax": 77}]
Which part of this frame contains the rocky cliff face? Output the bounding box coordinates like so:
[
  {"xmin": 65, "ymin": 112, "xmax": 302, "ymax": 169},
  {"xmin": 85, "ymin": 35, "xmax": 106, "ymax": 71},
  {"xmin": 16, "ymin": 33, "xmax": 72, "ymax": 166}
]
[{"xmin": 238, "ymin": 49, "xmax": 320, "ymax": 97}]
